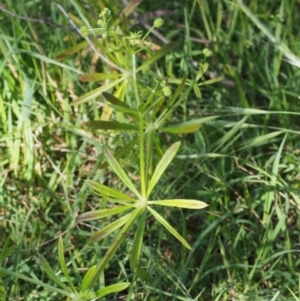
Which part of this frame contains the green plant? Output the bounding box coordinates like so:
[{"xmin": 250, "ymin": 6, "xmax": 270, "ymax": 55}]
[{"xmin": 0, "ymin": 7, "xmax": 218, "ymax": 300}]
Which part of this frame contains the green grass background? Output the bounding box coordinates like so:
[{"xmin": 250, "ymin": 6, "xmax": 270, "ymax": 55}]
[{"xmin": 0, "ymin": 0, "xmax": 300, "ymax": 300}]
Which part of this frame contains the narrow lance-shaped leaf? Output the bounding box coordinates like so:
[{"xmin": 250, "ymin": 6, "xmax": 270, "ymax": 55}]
[
  {"xmin": 147, "ymin": 206, "xmax": 192, "ymax": 250},
  {"xmin": 58, "ymin": 237, "xmax": 77, "ymax": 293},
  {"xmin": 86, "ymin": 180, "xmax": 136, "ymax": 202},
  {"xmin": 93, "ymin": 282, "xmax": 130, "ymax": 299},
  {"xmin": 102, "ymin": 92, "xmax": 139, "ymax": 118},
  {"xmin": 245, "ymin": 131, "xmax": 283, "ymax": 148},
  {"xmin": 137, "ymin": 42, "xmax": 176, "ymax": 72},
  {"xmin": 77, "ymin": 205, "xmax": 133, "ymax": 222},
  {"xmin": 55, "ymin": 40, "xmax": 87, "ymax": 61},
  {"xmin": 99, "ymin": 137, "xmax": 139, "ymax": 169},
  {"xmin": 198, "ymin": 76, "xmax": 224, "ymax": 86},
  {"xmin": 0, "ymin": 268, "xmax": 72, "ymax": 298},
  {"xmin": 79, "ymin": 73, "xmax": 119, "ymax": 82},
  {"xmin": 147, "ymin": 141, "xmax": 181, "ymax": 197},
  {"xmin": 81, "ymin": 265, "xmax": 96, "ymax": 292},
  {"xmin": 107, "ymin": 104, "xmax": 140, "ymax": 118},
  {"xmin": 159, "ymin": 116, "xmax": 219, "ymax": 134},
  {"xmin": 0, "ymin": 239, "xmax": 15, "ymax": 264},
  {"xmin": 148, "ymin": 199, "xmax": 208, "ymax": 209},
  {"xmin": 102, "ymin": 92, "xmax": 128, "ymax": 108},
  {"xmin": 214, "ymin": 115, "xmax": 248, "ymax": 152},
  {"xmin": 90, "ymin": 214, "xmax": 131, "ymax": 243},
  {"xmin": 84, "ymin": 120, "xmax": 138, "ymax": 131},
  {"xmin": 160, "ymin": 122, "xmax": 202, "ymax": 134},
  {"xmin": 263, "ymin": 134, "xmax": 286, "ymax": 224},
  {"xmin": 71, "ymin": 77, "xmax": 124, "ymax": 106},
  {"xmin": 87, "ymin": 207, "xmax": 144, "ymax": 289},
  {"xmin": 196, "ymin": 62, "xmax": 209, "ymax": 81},
  {"xmin": 103, "ymin": 146, "xmax": 141, "ymax": 198},
  {"xmin": 135, "ymin": 265, "xmax": 151, "ymax": 282},
  {"xmin": 38, "ymin": 254, "xmax": 71, "ymax": 292},
  {"xmin": 130, "ymin": 212, "xmax": 146, "ymax": 270},
  {"xmin": 193, "ymin": 83, "xmax": 202, "ymax": 98}
]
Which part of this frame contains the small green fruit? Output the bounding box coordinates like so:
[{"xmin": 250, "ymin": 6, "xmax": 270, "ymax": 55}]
[{"xmin": 153, "ymin": 18, "xmax": 164, "ymax": 28}]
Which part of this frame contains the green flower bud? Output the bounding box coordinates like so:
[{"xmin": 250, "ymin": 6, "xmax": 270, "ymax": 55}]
[
  {"xmin": 153, "ymin": 18, "xmax": 164, "ymax": 28},
  {"xmin": 80, "ymin": 26, "xmax": 88, "ymax": 37},
  {"xmin": 203, "ymin": 48, "xmax": 212, "ymax": 57},
  {"xmin": 162, "ymin": 86, "xmax": 172, "ymax": 97},
  {"xmin": 97, "ymin": 19, "xmax": 104, "ymax": 26}
]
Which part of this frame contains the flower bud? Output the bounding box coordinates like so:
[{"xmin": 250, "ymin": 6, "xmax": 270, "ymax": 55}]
[
  {"xmin": 162, "ymin": 86, "xmax": 172, "ymax": 97},
  {"xmin": 153, "ymin": 18, "xmax": 164, "ymax": 28}
]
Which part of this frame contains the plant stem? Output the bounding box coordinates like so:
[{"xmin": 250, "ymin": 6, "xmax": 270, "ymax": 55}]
[{"xmin": 131, "ymin": 53, "xmax": 146, "ymax": 198}]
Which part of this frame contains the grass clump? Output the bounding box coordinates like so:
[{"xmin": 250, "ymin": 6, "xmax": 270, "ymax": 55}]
[{"xmin": 0, "ymin": 0, "xmax": 300, "ymax": 300}]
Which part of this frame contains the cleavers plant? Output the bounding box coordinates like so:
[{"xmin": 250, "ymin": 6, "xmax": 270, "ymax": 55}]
[{"xmin": 1, "ymin": 8, "xmax": 221, "ymax": 300}]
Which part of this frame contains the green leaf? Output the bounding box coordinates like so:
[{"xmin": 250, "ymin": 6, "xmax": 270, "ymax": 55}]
[
  {"xmin": 79, "ymin": 73, "xmax": 119, "ymax": 82},
  {"xmin": 107, "ymin": 104, "xmax": 140, "ymax": 118},
  {"xmin": 103, "ymin": 146, "xmax": 141, "ymax": 198},
  {"xmin": 165, "ymin": 74, "xmax": 187, "ymax": 108},
  {"xmin": 71, "ymin": 77, "xmax": 124, "ymax": 106},
  {"xmin": 147, "ymin": 206, "xmax": 192, "ymax": 250},
  {"xmin": 193, "ymin": 83, "xmax": 202, "ymax": 98},
  {"xmin": 137, "ymin": 42, "xmax": 176, "ymax": 72},
  {"xmin": 99, "ymin": 137, "xmax": 139, "ymax": 169},
  {"xmin": 0, "ymin": 278, "xmax": 5, "ymax": 301},
  {"xmin": 147, "ymin": 141, "xmax": 181, "ymax": 197},
  {"xmin": 81, "ymin": 265, "xmax": 96, "ymax": 292},
  {"xmin": 55, "ymin": 40, "xmax": 87, "ymax": 61},
  {"xmin": 84, "ymin": 120, "xmax": 138, "ymax": 131},
  {"xmin": 159, "ymin": 116, "xmax": 219, "ymax": 134},
  {"xmin": 93, "ymin": 282, "xmax": 130, "ymax": 299},
  {"xmin": 196, "ymin": 62, "xmax": 209, "ymax": 81},
  {"xmin": 0, "ymin": 239, "xmax": 15, "ymax": 264},
  {"xmin": 58, "ymin": 237, "xmax": 77, "ymax": 293},
  {"xmin": 97, "ymin": 92, "xmax": 139, "ymax": 117},
  {"xmin": 148, "ymin": 199, "xmax": 208, "ymax": 209},
  {"xmin": 198, "ymin": 76, "xmax": 224, "ymax": 86},
  {"xmin": 214, "ymin": 115, "xmax": 248, "ymax": 152},
  {"xmin": 90, "ymin": 214, "xmax": 131, "ymax": 242},
  {"xmin": 102, "ymin": 92, "xmax": 128, "ymax": 108},
  {"xmin": 135, "ymin": 265, "xmax": 151, "ymax": 282},
  {"xmin": 77, "ymin": 205, "xmax": 133, "ymax": 222},
  {"xmin": 244, "ymin": 131, "xmax": 283, "ymax": 148},
  {"xmin": 160, "ymin": 122, "xmax": 202, "ymax": 134},
  {"xmin": 86, "ymin": 180, "xmax": 136, "ymax": 202},
  {"xmin": 18, "ymin": 50, "xmax": 83, "ymax": 75},
  {"xmin": 88, "ymin": 207, "xmax": 143, "ymax": 289},
  {"xmin": 130, "ymin": 212, "xmax": 146, "ymax": 270},
  {"xmin": 38, "ymin": 254, "xmax": 71, "ymax": 291},
  {"xmin": 264, "ymin": 134, "xmax": 287, "ymax": 224}
]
